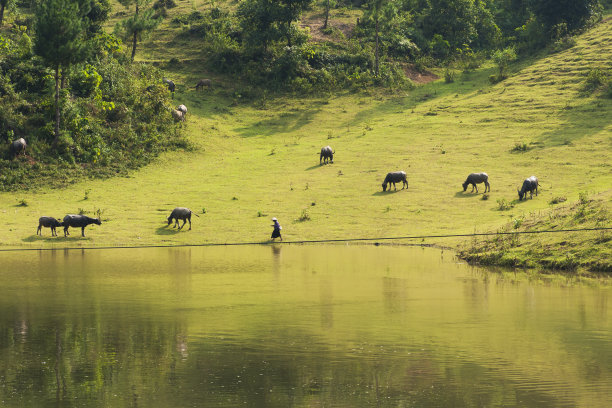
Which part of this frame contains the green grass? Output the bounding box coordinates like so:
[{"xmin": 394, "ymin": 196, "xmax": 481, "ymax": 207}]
[{"xmin": 0, "ymin": 7, "xmax": 610, "ymax": 273}]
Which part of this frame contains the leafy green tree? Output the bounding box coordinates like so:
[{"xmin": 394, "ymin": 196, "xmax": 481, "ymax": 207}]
[
  {"xmin": 115, "ymin": 0, "xmax": 160, "ymax": 62},
  {"xmin": 529, "ymin": 0, "xmax": 599, "ymax": 33},
  {"xmin": 80, "ymin": 0, "xmax": 112, "ymax": 36},
  {"xmin": 0, "ymin": 0, "xmax": 14, "ymax": 26},
  {"xmin": 492, "ymin": 45, "xmax": 516, "ymax": 80},
  {"xmin": 421, "ymin": 0, "xmax": 478, "ymax": 50},
  {"xmin": 238, "ymin": 0, "xmax": 311, "ymax": 52},
  {"xmin": 34, "ymin": 0, "xmax": 89, "ymax": 144},
  {"xmin": 362, "ymin": 0, "xmax": 398, "ymax": 76}
]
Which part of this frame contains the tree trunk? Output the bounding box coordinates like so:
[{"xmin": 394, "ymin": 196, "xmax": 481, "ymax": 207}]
[
  {"xmin": 54, "ymin": 65, "xmax": 60, "ymax": 145},
  {"xmin": 131, "ymin": 31, "xmax": 138, "ymax": 62},
  {"xmin": 60, "ymin": 68, "xmax": 66, "ymax": 89},
  {"xmin": 0, "ymin": 4, "xmax": 5, "ymax": 26},
  {"xmin": 323, "ymin": 0, "xmax": 330, "ymax": 30},
  {"xmin": 375, "ymin": 18, "xmax": 379, "ymax": 77},
  {"xmin": 131, "ymin": 3, "xmax": 139, "ymax": 62}
]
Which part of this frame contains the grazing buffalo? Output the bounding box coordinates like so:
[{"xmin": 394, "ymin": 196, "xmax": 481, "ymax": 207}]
[
  {"xmin": 63, "ymin": 214, "xmax": 102, "ymax": 237},
  {"xmin": 10, "ymin": 138, "xmax": 27, "ymax": 157},
  {"xmin": 382, "ymin": 171, "xmax": 408, "ymax": 192},
  {"xmin": 163, "ymin": 78, "xmax": 175, "ymax": 93},
  {"xmin": 518, "ymin": 176, "xmax": 539, "ymax": 200},
  {"xmin": 37, "ymin": 216, "xmax": 63, "ymax": 236},
  {"xmin": 177, "ymin": 104, "xmax": 187, "ymax": 114},
  {"xmin": 462, "ymin": 172, "xmax": 490, "ymax": 193},
  {"xmin": 319, "ymin": 146, "xmax": 334, "ymax": 164},
  {"xmin": 195, "ymin": 79, "xmax": 212, "ymax": 91},
  {"xmin": 167, "ymin": 207, "xmax": 199, "ymax": 230},
  {"xmin": 172, "ymin": 109, "xmax": 185, "ymax": 122}
]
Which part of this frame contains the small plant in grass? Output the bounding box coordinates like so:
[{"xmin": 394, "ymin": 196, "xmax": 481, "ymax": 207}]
[
  {"xmin": 578, "ymin": 191, "xmax": 589, "ymax": 205},
  {"xmin": 481, "ymin": 194, "xmax": 489, "ymax": 201},
  {"xmin": 384, "ymin": 206, "xmax": 391, "ymax": 213},
  {"xmin": 297, "ymin": 209, "xmax": 311, "ymax": 222},
  {"xmin": 444, "ymin": 69, "xmax": 455, "ymax": 83},
  {"xmin": 257, "ymin": 211, "xmax": 267, "ymax": 217},
  {"xmin": 18, "ymin": 199, "xmax": 28, "ymax": 207},
  {"xmin": 78, "ymin": 208, "xmax": 86, "ymax": 215},
  {"xmin": 202, "ymin": 208, "xmax": 206, "ymax": 214},
  {"xmin": 497, "ymin": 198, "xmax": 513, "ymax": 211},
  {"xmin": 581, "ymin": 68, "xmax": 608, "ymax": 95},
  {"xmin": 511, "ymin": 142, "xmax": 529, "ymax": 152},
  {"xmin": 84, "ymin": 189, "xmax": 90, "ymax": 200},
  {"xmin": 232, "ymin": 196, "xmax": 238, "ymax": 201},
  {"xmin": 513, "ymin": 217, "xmax": 523, "ymax": 229},
  {"xmin": 549, "ymin": 196, "xmax": 567, "ymax": 205}
]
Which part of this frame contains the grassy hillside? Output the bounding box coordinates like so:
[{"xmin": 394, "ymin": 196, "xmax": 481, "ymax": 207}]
[{"xmin": 0, "ymin": 6, "xmax": 610, "ymax": 272}]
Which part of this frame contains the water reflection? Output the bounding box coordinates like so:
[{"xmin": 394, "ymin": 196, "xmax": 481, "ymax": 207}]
[{"xmin": 0, "ymin": 245, "xmax": 610, "ymax": 407}]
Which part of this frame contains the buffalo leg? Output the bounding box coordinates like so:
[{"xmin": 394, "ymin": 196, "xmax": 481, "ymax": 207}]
[
  {"xmin": 180, "ymin": 219, "xmax": 186, "ymax": 230},
  {"xmin": 81, "ymin": 227, "xmax": 86, "ymax": 237},
  {"xmin": 188, "ymin": 218, "xmax": 192, "ymax": 230},
  {"xmin": 37, "ymin": 225, "xmax": 42, "ymax": 235}
]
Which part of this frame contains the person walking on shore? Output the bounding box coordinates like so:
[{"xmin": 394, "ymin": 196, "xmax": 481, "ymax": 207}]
[{"xmin": 271, "ymin": 217, "xmax": 282, "ymax": 241}]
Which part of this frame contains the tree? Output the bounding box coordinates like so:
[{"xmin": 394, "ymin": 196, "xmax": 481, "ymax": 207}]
[
  {"xmin": 0, "ymin": 0, "xmax": 14, "ymax": 26},
  {"xmin": 34, "ymin": 0, "xmax": 88, "ymax": 144},
  {"xmin": 420, "ymin": 0, "xmax": 478, "ymax": 50},
  {"xmin": 362, "ymin": 0, "xmax": 397, "ymax": 76},
  {"xmin": 528, "ymin": 0, "xmax": 599, "ymax": 33},
  {"xmin": 238, "ymin": 0, "xmax": 311, "ymax": 52},
  {"xmin": 115, "ymin": 0, "xmax": 159, "ymax": 62}
]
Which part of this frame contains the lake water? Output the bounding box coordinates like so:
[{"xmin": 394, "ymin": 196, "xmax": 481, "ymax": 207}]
[{"xmin": 0, "ymin": 245, "xmax": 610, "ymax": 407}]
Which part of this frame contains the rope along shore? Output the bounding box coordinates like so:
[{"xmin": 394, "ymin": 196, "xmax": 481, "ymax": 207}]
[{"xmin": 0, "ymin": 227, "xmax": 610, "ymax": 252}]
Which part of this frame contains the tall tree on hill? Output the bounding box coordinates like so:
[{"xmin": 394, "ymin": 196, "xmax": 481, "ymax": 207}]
[
  {"xmin": 0, "ymin": 0, "xmax": 14, "ymax": 26},
  {"xmin": 115, "ymin": 0, "xmax": 160, "ymax": 62},
  {"xmin": 528, "ymin": 0, "xmax": 599, "ymax": 33},
  {"xmin": 34, "ymin": 0, "xmax": 88, "ymax": 144},
  {"xmin": 238, "ymin": 0, "xmax": 311, "ymax": 52},
  {"xmin": 276, "ymin": 0, "xmax": 313, "ymax": 46},
  {"xmin": 362, "ymin": 0, "xmax": 397, "ymax": 76}
]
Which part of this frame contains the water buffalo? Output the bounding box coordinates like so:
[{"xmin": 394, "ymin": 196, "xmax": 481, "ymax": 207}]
[
  {"xmin": 37, "ymin": 216, "xmax": 63, "ymax": 236},
  {"xmin": 319, "ymin": 146, "xmax": 334, "ymax": 164},
  {"xmin": 382, "ymin": 171, "xmax": 408, "ymax": 191},
  {"xmin": 518, "ymin": 176, "xmax": 539, "ymax": 200},
  {"xmin": 10, "ymin": 138, "xmax": 27, "ymax": 157},
  {"xmin": 163, "ymin": 78, "xmax": 175, "ymax": 93},
  {"xmin": 462, "ymin": 172, "xmax": 490, "ymax": 193},
  {"xmin": 177, "ymin": 104, "xmax": 187, "ymax": 114},
  {"xmin": 172, "ymin": 109, "xmax": 185, "ymax": 122},
  {"xmin": 63, "ymin": 214, "xmax": 102, "ymax": 237},
  {"xmin": 167, "ymin": 207, "xmax": 199, "ymax": 230},
  {"xmin": 195, "ymin": 79, "xmax": 212, "ymax": 91}
]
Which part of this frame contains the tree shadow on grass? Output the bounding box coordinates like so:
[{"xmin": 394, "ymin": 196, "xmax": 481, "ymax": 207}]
[{"xmin": 156, "ymin": 225, "xmax": 183, "ymax": 235}]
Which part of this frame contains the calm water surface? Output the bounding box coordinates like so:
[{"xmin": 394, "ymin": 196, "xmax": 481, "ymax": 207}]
[{"xmin": 0, "ymin": 245, "xmax": 610, "ymax": 407}]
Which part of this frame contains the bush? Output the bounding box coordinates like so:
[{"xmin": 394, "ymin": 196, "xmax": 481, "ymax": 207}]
[
  {"xmin": 582, "ymin": 68, "xmax": 609, "ymax": 95},
  {"xmin": 497, "ymin": 198, "xmax": 514, "ymax": 211}
]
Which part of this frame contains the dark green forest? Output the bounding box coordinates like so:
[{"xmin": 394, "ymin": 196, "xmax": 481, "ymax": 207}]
[{"xmin": 0, "ymin": 0, "xmax": 609, "ymax": 190}]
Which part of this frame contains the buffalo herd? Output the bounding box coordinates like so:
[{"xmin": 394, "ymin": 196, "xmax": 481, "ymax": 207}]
[{"xmin": 20, "ymin": 78, "xmax": 545, "ymax": 238}]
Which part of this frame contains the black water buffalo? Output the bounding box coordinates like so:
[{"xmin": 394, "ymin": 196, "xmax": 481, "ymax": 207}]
[
  {"xmin": 167, "ymin": 207, "xmax": 199, "ymax": 230},
  {"xmin": 462, "ymin": 172, "xmax": 490, "ymax": 193},
  {"xmin": 163, "ymin": 78, "xmax": 175, "ymax": 93},
  {"xmin": 195, "ymin": 79, "xmax": 212, "ymax": 91},
  {"xmin": 320, "ymin": 146, "xmax": 334, "ymax": 164},
  {"xmin": 10, "ymin": 138, "xmax": 27, "ymax": 157},
  {"xmin": 37, "ymin": 216, "xmax": 63, "ymax": 236},
  {"xmin": 63, "ymin": 215, "xmax": 102, "ymax": 237},
  {"xmin": 382, "ymin": 171, "xmax": 408, "ymax": 191},
  {"xmin": 518, "ymin": 176, "xmax": 539, "ymax": 200}
]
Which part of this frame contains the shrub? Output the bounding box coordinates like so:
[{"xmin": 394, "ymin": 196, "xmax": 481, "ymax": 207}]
[
  {"xmin": 297, "ymin": 209, "xmax": 311, "ymax": 222},
  {"xmin": 549, "ymin": 196, "xmax": 567, "ymax": 205},
  {"xmin": 444, "ymin": 69, "xmax": 455, "ymax": 83},
  {"xmin": 582, "ymin": 68, "xmax": 609, "ymax": 95},
  {"xmin": 497, "ymin": 198, "xmax": 513, "ymax": 211},
  {"xmin": 511, "ymin": 142, "xmax": 529, "ymax": 152}
]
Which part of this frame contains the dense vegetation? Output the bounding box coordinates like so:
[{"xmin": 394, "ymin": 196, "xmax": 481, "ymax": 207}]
[{"xmin": 0, "ymin": 0, "xmax": 182, "ymax": 191}]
